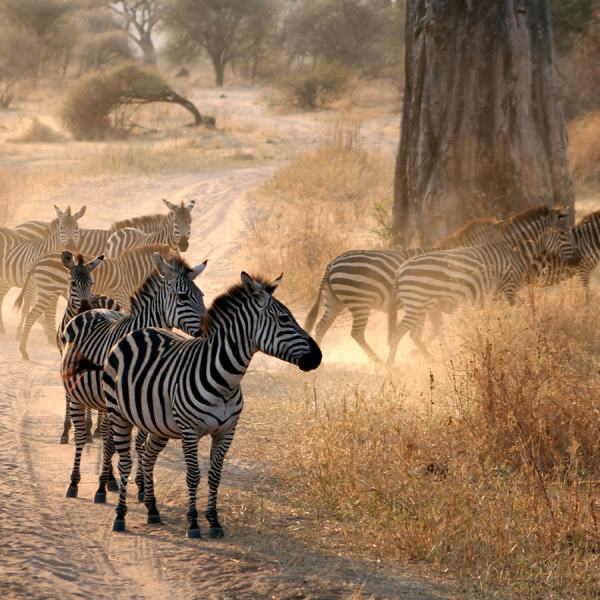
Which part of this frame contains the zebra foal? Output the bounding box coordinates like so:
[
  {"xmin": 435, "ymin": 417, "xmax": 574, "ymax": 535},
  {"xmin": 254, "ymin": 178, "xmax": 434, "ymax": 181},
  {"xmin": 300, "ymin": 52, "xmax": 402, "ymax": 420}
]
[
  {"xmin": 102, "ymin": 272, "xmax": 322, "ymax": 538},
  {"xmin": 387, "ymin": 205, "xmax": 580, "ymax": 364},
  {"xmin": 304, "ymin": 218, "xmax": 499, "ymax": 362},
  {"xmin": 61, "ymin": 253, "xmax": 207, "ymax": 502}
]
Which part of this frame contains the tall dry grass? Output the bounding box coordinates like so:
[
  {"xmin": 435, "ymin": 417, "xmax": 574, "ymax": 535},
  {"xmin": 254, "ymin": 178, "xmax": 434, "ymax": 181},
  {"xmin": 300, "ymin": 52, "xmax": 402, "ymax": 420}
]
[
  {"xmin": 233, "ymin": 282, "xmax": 600, "ymax": 599},
  {"xmin": 245, "ymin": 116, "xmax": 393, "ymax": 304}
]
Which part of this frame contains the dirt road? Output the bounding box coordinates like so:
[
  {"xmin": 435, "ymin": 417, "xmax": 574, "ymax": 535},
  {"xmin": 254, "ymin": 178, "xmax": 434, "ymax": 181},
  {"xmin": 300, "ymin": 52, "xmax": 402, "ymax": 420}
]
[{"xmin": 0, "ymin": 91, "xmax": 450, "ymax": 599}]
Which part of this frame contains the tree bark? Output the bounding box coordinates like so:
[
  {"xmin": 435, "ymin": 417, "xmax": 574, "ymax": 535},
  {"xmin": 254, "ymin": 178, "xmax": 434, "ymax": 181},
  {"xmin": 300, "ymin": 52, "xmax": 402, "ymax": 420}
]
[
  {"xmin": 140, "ymin": 34, "xmax": 157, "ymax": 68},
  {"xmin": 392, "ymin": 0, "xmax": 574, "ymax": 247},
  {"xmin": 211, "ymin": 55, "xmax": 226, "ymax": 87}
]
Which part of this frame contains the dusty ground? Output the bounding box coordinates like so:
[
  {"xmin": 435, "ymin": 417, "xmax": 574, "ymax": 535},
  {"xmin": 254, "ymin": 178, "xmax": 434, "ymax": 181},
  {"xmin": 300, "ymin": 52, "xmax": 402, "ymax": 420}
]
[{"xmin": 0, "ymin": 88, "xmax": 451, "ymax": 600}]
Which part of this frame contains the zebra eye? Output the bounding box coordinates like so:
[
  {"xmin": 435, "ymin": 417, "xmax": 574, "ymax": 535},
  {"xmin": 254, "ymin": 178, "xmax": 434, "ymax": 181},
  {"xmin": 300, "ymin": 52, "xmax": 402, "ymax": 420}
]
[
  {"xmin": 178, "ymin": 292, "xmax": 189, "ymax": 300},
  {"xmin": 279, "ymin": 314, "xmax": 291, "ymax": 324}
]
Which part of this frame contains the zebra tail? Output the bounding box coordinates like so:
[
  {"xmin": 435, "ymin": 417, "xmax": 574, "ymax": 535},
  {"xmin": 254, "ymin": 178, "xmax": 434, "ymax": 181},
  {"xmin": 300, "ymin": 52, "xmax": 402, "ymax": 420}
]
[
  {"xmin": 13, "ymin": 266, "xmax": 35, "ymax": 312},
  {"xmin": 62, "ymin": 349, "xmax": 103, "ymax": 389},
  {"xmin": 304, "ymin": 264, "xmax": 331, "ymax": 333}
]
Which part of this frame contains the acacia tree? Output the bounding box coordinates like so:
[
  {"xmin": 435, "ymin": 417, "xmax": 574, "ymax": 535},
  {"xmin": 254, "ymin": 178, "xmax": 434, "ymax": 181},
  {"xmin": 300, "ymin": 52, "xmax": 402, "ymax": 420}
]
[
  {"xmin": 164, "ymin": 0, "xmax": 274, "ymax": 86},
  {"xmin": 109, "ymin": 0, "xmax": 161, "ymax": 67},
  {"xmin": 392, "ymin": 0, "xmax": 574, "ymax": 247}
]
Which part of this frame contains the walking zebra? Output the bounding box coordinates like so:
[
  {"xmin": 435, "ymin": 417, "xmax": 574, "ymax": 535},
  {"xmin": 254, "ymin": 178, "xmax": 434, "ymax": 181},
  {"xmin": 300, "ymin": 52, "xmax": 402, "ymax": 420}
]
[
  {"xmin": 387, "ymin": 205, "xmax": 579, "ymax": 364},
  {"xmin": 60, "ymin": 253, "xmax": 207, "ymax": 502},
  {"xmin": 101, "ymin": 273, "xmax": 321, "ymax": 538},
  {"xmin": 15, "ymin": 244, "xmax": 172, "ymax": 359},
  {"xmin": 105, "ymin": 200, "xmax": 195, "ymax": 257},
  {"xmin": 58, "ymin": 250, "xmax": 121, "ymax": 445},
  {"xmin": 525, "ymin": 209, "xmax": 600, "ymax": 287},
  {"xmin": 304, "ymin": 218, "xmax": 499, "ymax": 362},
  {"xmin": 0, "ymin": 205, "xmax": 86, "ymax": 336}
]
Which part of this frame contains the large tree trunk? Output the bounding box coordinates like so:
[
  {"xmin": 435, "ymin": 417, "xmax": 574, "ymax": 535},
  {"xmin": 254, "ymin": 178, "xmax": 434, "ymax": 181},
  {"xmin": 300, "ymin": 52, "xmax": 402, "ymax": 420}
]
[
  {"xmin": 211, "ymin": 54, "xmax": 226, "ymax": 87},
  {"xmin": 392, "ymin": 0, "xmax": 574, "ymax": 247}
]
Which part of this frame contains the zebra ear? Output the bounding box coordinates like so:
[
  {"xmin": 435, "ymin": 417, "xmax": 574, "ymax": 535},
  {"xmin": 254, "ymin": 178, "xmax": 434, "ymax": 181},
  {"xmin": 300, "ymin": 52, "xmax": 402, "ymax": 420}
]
[
  {"xmin": 55, "ymin": 205, "xmax": 65, "ymax": 219},
  {"xmin": 61, "ymin": 250, "xmax": 76, "ymax": 270},
  {"xmin": 73, "ymin": 205, "xmax": 87, "ymax": 220},
  {"xmin": 241, "ymin": 272, "xmax": 270, "ymax": 307},
  {"xmin": 187, "ymin": 199, "xmax": 195, "ymax": 212},
  {"xmin": 153, "ymin": 252, "xmax": 177, "ymax": 281},
  {"xmin": 86, "ymin": 255, "xmax": 104, "ymax": 273},
  {"xmin": 188, "ymin": 259, "xmax": 207, "ymax": 280},
  {"xmin": 163, "ymin": 199, "xmax": 178, "ymax": 212},
  {"xmin": 266, "ymin": 273, "xmax": 283, "ymax": 295}
]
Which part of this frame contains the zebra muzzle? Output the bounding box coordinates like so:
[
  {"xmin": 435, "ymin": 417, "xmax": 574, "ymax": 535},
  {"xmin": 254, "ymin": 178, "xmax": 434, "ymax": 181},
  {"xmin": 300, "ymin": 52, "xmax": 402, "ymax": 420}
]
[
  {"xmin": 298, "ymin": 338, "xmax": 322, "ymax": 372},
  {"xmin": 178, "ymin": 238, "xmax": 189, "ymax": 252}
]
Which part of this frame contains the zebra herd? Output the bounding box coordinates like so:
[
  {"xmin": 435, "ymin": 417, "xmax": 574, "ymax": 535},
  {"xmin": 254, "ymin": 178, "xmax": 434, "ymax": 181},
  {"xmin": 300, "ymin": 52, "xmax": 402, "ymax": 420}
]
[
  {"xmin": 2, "ymin": 200, "xmax": 321, "ymax": 538},
  {"xmin": 0, "ymin": 200, "xmax": 589, "ymax": 538},
  {"xmin": 305, "ymin": 204, "xmax": 586, "ymax": 364}
]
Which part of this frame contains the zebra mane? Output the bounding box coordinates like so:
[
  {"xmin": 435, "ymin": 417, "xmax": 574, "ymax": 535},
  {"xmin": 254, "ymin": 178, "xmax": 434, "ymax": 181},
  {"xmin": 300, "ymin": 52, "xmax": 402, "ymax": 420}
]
[
  {"xmin": 115, "ymin": 243, "xmax": 171, "ymax": 262},
  {"xmin": 575, "ymin": 210, "xmax": 600, "ymax": 230},
  {"xmin": 109, "ymin": 213, "xmax": 165, "ymax": 234},
  {"xmin": 435, "ymin": 218, "xmax": 498, "ymax": 250},
  {"xmin": 129, "ymin": 254, "xmax": 195, "ymax": 312},
  {"xmin": 201, "ymin": 275, "xmax": 274, "ymax": 336},
  {"xmin": 496, "ymin": 204, "xmax": 551, "ymax": 235}
]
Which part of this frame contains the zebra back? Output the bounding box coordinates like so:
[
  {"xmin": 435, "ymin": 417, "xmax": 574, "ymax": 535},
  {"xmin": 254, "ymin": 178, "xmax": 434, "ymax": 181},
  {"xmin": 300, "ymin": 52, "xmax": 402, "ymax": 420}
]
[
  {"xmin": 13, "ymin": 220, "xmax": 51, "ymax": 239},
  {"xmin": 434, "ymin": 218, "xmax": 499, "ymax": 250},
  {"xmin": 109, "ymin": 214, "xmax": 165, "ymax": 235}
]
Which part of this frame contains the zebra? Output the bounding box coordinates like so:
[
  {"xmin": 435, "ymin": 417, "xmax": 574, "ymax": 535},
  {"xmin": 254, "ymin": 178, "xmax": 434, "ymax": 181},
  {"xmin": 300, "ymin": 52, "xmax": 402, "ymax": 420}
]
[
  {"xmin": 0, "ymin": 205, "xmax": 86, "ymax": 336},
  {"xmin": 15, "ymin": 244, "xmax": 173, "ymax": 359},
  {"xmin": 12, "ymin": 220, "xmax": 52, "ymax": 239},
  {"xmin": 58, "ymin": 250, "xmax": 121, "ymax": 445},
  {"xmin": 101, "ymin": 272, "xmax": 322, "ymax": 538},
  {"xmin": 60, "ymin": 252, "xmax": 208, "ymax": 503},
  {"xmin": 386, "ymin": 205, "xmax": 580, "ymax": 364},
  {"xmin": 525, "ymin": 209, "xmax": 600, "ymax": 288},
  {"xmin": 304, "ymin": 218, "xmax": 500, "ymax": 362},
  {"xmin": 105, "ymin": 200, "xmax": 195, "ymax": 257},
  {"xmin": 109, "ymin": 214, "xmax": 165, "ymax": 235}
]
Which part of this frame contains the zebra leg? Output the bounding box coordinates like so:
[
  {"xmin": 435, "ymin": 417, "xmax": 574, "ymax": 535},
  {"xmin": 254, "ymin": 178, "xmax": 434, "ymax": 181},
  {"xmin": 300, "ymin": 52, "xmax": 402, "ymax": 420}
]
[
  {"xmin": 93, "ymin": 412, "xmax": 103, "ymax": 438},
  {"xmin": 66, "ymin": 401, "xmax": 88, "ymax": 498},
  {"xmin": 19, "ymin": 297, "xmax": 52, "ymax": 360},
  {"xmin": 181, "ymin": 429, "xmax": 202, "ymax": 538},
  {"xmin": 15, "ymin": 281, "xmax": 35, "ymax": 339},
  {"xmin": 387, "ymin": 308, "xmax": 427, "ymax": 365},
  {"xmin": 111, "ymin": 413, "xmax": 134, "ymax": 532},
  {"xmin": 348, "ymin": 307, "xmax": 383, "ymax": 362},
  {"xmin": 60, "ymin": 393, "xmax": 72, "ymax": 444},
  {"xmin": 314, "ymin": 289, "xmax": 344, "ymax": 346},
  {"xmin": 407, "ymin": 312, "xmax": 434, "ymax": 360},
  {"xmin": 42, "ymin": 295, "xmax": 59, "ymax": 344},
  {"xmin": 135, "ymin": 429, "xmax": 149, "ymax": 501},
  {"xmin": 0, "ymin": 283, "xmax": 10, "ymax": 335},
  {"xmin": 141, "ymin": 434, "xmax": 169, "ymax": 525},
  {"xmin": 85, "ymin": 408, "xmax": 93, "ymax": 443},
  {"xmin": 206, "ymin": 427, "xmax": 237, "ymax": 538},
  {"xmin": 94, "ymin": 412, "xmax": 115, "ymax": 504}
]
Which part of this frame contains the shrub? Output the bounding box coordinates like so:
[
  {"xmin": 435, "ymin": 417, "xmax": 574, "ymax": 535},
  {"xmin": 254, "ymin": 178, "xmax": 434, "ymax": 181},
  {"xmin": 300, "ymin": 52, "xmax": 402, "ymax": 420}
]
[
  {"xmin": 8, "ymin": 117, "xmax": 65, "ymax": 143},
  {"xmin": 275, "ymin": 59, "xmax": 349, "ymax": 109}
]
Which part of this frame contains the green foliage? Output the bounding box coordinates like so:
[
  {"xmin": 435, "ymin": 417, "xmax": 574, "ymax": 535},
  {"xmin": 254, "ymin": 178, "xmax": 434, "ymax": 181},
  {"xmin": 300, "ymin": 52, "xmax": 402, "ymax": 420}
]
[
  {"xmin": 550, "ymin": 0, "xmax": 598, "ymax": 55},
  {"xmin": 60, "ymin": 64, "xmax": 168, "ymax": 140},
  {"xmin": 371, "ymin": 195, "xmax": 394, "ymax": 245},
  {"xmin": 275, "ymin": 59, "xmax": 349, "ymax": 109}
]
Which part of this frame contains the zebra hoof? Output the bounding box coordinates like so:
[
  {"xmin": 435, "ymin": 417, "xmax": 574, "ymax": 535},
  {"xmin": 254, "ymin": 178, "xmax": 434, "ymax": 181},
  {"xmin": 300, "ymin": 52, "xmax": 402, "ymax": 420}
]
[
  {"xmin": 112, "ymin": 519, "xmax": 126, "ymax": 532},
  {"xmin": 65, "ymin": 486, "xmax": 78, "ymax": 498},
  {"xmin": 187, "ymin": 527, "xmax": 201, "ymax": 539},
  {"xmin": 107, "ymin": 480, "xmax": 119, "ymax": 493},
  {"xmin": 59, "ymin": 436, "xmax": 69, "ymax": 445},
  {"xmin": 86, "ymin": 435, "xmax": 94, "ymax": 444},
  {"xmin": 147, "ymin": 514, "xmax": 162, "ymax": 524},
  {"xmin": 137, "ymin": 492, "xmax": 144, "ymax": 503},
  {"xmin": 93, "ymin": 492, "xmax": 107, "ymax": 504},
  {"xmin": 209, "ymin": 527, "xmax": 224, "ymax": 539},
  {"xmin": 20, "ymin": 351, "xmax": 30, "ymax": 361}
]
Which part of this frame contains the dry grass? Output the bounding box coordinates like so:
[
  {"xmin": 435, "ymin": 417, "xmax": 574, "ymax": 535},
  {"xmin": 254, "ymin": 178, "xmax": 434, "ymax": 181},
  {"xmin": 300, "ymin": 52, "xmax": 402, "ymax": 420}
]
[
  {"xmin": 7, "ymin": 117, "xmax": 65, "ymax": 144},
  {"xmin": 568, "ymin": 112, "xmax": 600, "ymax": 190},
  {"xmin": 227, "ymin": 281, "xmax": 600, "ymax": 599},
  {"xmin": 245, "ymin": 116, "xmax": 393, "ymax": 304}
]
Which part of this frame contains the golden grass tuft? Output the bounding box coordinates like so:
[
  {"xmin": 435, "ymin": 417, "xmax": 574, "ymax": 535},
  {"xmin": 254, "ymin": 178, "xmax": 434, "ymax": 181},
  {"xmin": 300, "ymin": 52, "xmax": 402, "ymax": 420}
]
[
  {"xmin": 245, "ymin": 116, "xmax": 393, "ymax": 304},
  {"xmin": 8, "ymin": 118, "xmax": 65, "ymax": 144},
  {"xmin": 568, "ymin": 112, "xmax": 600, "ymax": 189}
]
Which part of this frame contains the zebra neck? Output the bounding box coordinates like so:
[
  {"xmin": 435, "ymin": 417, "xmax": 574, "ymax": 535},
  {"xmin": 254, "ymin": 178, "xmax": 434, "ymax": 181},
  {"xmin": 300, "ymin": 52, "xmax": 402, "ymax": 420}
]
[{"xmin": 128, "ymin": 283, "xmax": 170, "ymax": 328}]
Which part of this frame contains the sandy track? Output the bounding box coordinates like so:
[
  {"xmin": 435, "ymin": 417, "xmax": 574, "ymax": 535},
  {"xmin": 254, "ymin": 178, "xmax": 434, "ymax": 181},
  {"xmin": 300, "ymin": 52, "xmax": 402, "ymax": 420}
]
[{"xmin": 0, "ymin": 96, "xmax": 450, "ymax": 599}]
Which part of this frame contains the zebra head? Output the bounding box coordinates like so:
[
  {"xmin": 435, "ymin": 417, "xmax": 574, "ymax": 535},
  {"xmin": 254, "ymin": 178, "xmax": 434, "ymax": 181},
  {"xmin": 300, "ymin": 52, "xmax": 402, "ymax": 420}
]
[
  {"xmin": 163, "ymin": 199, "xmax": 195, "ymax": 252},
  {"xmin": 153, "ymin": 252, "xmax": 207, "ymax": 336},
  {"xmin": 54, "ymin": 205, "xmax": 86, "ymax": 251},
  {"xmin": 61, "ymin": 250, "xmax": 104, "ymax": 313},
  {"xmin": 542, "ymin": 221, "xmax": 582, "ymax": 266},
  {"xmin": 240, "ymin": 272, "xmax": 322, "ymax": 372}
]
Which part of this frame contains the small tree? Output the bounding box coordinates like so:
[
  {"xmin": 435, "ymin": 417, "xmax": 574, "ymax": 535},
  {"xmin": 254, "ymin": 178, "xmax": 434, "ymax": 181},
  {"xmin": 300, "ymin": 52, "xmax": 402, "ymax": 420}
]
[
  {"xmin": 60, "ymin": 64, "xmax": 209, "ymax": 140},
  {"xmin": 163, "ymin": 0, "xmax": 274, "ymax": 87}
]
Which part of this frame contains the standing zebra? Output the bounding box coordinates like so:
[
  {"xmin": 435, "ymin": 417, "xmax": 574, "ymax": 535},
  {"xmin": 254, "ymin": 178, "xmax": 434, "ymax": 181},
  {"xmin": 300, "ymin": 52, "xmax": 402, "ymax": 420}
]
[
  {"xmin": 15, "ymin": 244, "xmax": 172, "ymax": 359},
  {"xmin": 0, "ymin": 205, "xmax": 86, "ymax": 336},
  {"xmin": 58, "ymin": 250, "xmax": 121, "ymax": 445},
  {"xmin": 304, "ymin": 218, "xmax": 499, "ymax": 362},
  {"xmin": 60, "ymin": 253, "xmax": 207, "ymax": 502},
  {"xmin": 105, "ymin": 200, "xmax": 195, "ymax": 257},
  {"xmin": 387, "ymin": 205, "xmax": 579, "ymax": 364},
  {"xmin": 525, "ymin": 209, "xmax": 600, "ymax": 287},
  {"xmin": 102, "ymin": 273, "xmax": 322, "ymax": 538}
]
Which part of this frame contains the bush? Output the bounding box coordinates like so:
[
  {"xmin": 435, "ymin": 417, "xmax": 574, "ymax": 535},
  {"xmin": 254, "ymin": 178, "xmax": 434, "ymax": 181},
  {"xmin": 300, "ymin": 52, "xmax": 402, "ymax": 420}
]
[
  {"xmin": 275, "ymin": 59, "xmax": 349, "ymax": 109},
  {"xmin": 59, "ymin": 64, "xmax": 169, "ymax": 140},
  {"xmin": 8, "ymin": 117, "xmax": 65, "ymax": 143}
]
